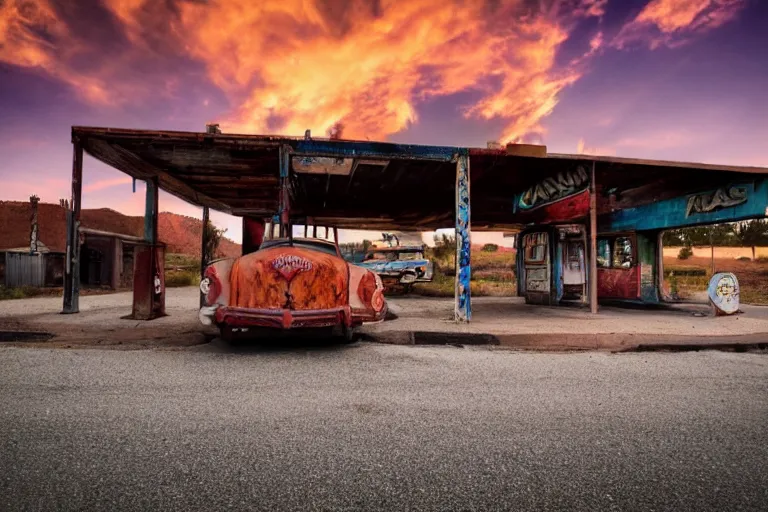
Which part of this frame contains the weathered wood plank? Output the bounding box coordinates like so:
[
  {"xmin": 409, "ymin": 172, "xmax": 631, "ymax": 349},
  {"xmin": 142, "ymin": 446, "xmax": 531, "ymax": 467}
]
[{"xmin": 62, "ymin": 140, "xmax": 83, "ymax": 314}]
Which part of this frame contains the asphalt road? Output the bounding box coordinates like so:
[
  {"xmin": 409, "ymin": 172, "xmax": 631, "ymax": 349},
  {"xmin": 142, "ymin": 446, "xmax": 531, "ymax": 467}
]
[{"xmin": 1, "ymin": 342, "xmax": 767, "ymax": 511}]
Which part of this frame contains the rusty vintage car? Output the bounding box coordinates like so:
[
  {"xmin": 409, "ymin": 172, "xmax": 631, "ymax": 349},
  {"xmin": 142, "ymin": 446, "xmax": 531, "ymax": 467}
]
[{"xmin": 198, "ymin": 233, "xmax": 387, "ymax": 341}]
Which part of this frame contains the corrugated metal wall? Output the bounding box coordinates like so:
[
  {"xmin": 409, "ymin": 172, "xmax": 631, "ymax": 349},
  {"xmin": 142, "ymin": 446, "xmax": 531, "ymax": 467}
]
[{"xmin": 5, "ymin": 253, "xmax": 45, "ymax": 287}]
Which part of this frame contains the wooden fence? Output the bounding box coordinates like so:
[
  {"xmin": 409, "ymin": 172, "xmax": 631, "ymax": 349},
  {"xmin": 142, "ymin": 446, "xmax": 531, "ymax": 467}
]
[{"xmin": 4, "ymin": 252, "xmax": 45, "ymax": 287}]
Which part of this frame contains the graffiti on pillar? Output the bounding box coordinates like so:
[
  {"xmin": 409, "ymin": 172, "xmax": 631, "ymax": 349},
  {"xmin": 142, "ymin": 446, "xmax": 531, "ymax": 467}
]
[
  {"xmin": 517, "ymin": 166, "xmax": 589, "ymax": 211},
  {"xmin": 455, "ymin": 153, "xmax": 471, "ymax": 322},
  {"xmin": 685, "ymin": 186, "xmax": 747, "ymax": 217}
]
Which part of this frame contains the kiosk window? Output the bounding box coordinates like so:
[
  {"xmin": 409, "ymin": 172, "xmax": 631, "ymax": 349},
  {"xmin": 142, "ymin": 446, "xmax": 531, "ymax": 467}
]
[
  {"xmin": 597, "ymin": 239, "xmax": 611, "ymax": 268},
  {"xmin": 613, "ymin": 237, "xmax": 634, "ymax": 268},
  {"xmin": 523, "ymin": 233, "xmax": 547, "ymax": 263}
]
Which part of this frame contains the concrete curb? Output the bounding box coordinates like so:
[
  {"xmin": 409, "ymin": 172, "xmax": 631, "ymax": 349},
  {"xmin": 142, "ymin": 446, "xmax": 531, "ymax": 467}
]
[{"xmin": 361, "ymin": 331, "xmax": 768, "ymax": 353}]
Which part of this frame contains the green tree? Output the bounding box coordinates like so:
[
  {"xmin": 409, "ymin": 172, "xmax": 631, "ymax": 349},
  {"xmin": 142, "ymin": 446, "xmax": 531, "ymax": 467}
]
[
  {"xmin": 735, "ymin": 219, "xmax": 768, "ymax": 260},
  {"xmin": 663, "ymin": 224, "xmax": 738, "ymax": 247},
  {"xmin": 203, "ymin": 219, "xmax": 226, "ymax": 262},
  {"xmin": 430, "ymin": 233, "xmax": 456, "ymax": 262}
]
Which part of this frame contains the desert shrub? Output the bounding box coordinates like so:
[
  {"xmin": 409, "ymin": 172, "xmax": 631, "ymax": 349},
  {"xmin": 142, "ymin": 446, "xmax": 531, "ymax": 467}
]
[
  {"xmin": 0, "ymin": 286, "xmax": 41, "ymax": 300},
  {"xmin": 677, "ymin": 246, "xmax": 693, "ymax": 260},
  {"xmin": 737, "ymin": 256, "xmax": 752, "ymax": 262},
  {"xmin": 669, "ymin": 273, "xmax": 679, "ymax": 297},
  {"xmin": 481, "ymin": 243, "xmax": 499, "ymax": 252},
  {"xmin": 664, "ymin": 266, "xmax": 706, "ymax": 277},
  {"xmin": 165, "ymin": 270, "xmax": 200, "ymax": 288},
  {"xmin": 166, "ymin": 253, "xmax": 201, "ymax": 268},
  {"xmin": 756, "ymin": 256, "xmax": 768, "ymax": 263}
]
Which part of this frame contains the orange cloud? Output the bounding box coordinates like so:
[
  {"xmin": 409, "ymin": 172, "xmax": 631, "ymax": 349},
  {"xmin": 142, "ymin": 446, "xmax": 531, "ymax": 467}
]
[
  {"xmin": 614, "ymin": 0, "xmax": 746, "ymax": 49},
  {"xmin": 1, "ymin": 0, "xmax": 604, "ymax": 143},
  {"xmin": 0, "ymin": 0, "xmax": 115, "ymax": 103},
  {"xmin": 173, "ymin": 0, "xmax": 605, "ymax": 143},
  {"xmin": 0, "ymin": 0, "xmax": 193, "ymax": 106}
]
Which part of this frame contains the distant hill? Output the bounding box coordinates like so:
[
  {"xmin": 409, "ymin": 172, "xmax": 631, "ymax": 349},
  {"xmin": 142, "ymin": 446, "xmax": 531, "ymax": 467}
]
[{"xmin": 0, "ymin": 201, "xmax": 240, "ymax": 258}]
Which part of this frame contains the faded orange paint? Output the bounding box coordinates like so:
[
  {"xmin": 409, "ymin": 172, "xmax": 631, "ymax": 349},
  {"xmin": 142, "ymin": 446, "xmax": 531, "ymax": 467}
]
[
  {"xmin": 357, "ymin": 271, "xmax": 376, "ymax": 306},
  {"xmin": 229, "ymin": 246, "xmax": 348, "ymax": 310}
]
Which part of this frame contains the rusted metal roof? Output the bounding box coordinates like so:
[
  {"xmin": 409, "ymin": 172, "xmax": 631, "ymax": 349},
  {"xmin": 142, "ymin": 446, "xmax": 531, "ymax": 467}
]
[{"xmin": 72, "ymin": 126, "xmax": 768, "ymax": 231}]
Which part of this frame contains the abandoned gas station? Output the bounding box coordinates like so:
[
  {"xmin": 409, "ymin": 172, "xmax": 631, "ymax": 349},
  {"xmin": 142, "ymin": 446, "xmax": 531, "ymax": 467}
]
[{"xmin": 61, "ymin": 125, "xmax": 768, "ymax": 323}]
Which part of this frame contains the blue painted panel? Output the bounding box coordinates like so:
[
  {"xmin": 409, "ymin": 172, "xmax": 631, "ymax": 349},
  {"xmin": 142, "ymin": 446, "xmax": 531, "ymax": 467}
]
[
  {"xmin": 604, "ymin": 180, "xmax": 768, "ymax": 232},
  {"xmin": 279, "ymin": 145, "xmax": 290, "ymax": 178},
  {"xmin": 637, "ymin": 232, "xmax": 660, "ymax": 304},
  {"xmin": 455, "ymin": 151, "xmax": 471, "ymax": 322},
  {"xmin": 516, "ymin": 237, "xmax": 525, "ymax": 295},
  {"xmin": 553, "ymin": 241, "xmax": 563, "ymax": 302},
  {"xmin": 358, "ymin": 259, "xmax": 430, "ymax": 273},
  {"xmin": 293, "ymin": 139, "xmax": 457, "ymax": 162}
]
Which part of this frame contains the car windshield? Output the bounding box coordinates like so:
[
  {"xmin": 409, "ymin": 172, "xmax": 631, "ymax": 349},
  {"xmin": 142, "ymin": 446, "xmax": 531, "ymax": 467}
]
[{"xmin": 260, "ymin": 239, "xmax": 338, "ymax": 256}]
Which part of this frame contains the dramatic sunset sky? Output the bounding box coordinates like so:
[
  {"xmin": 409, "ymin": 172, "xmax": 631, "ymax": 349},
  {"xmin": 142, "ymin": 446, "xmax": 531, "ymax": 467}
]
[{"xmin": 1, "ymin": 0, "xmax": 767, "ymax": 244}]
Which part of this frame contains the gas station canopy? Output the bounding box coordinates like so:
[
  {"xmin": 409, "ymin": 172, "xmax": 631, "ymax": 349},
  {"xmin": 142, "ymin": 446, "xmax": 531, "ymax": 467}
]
[{"xmin": 73, "ymin": 126, "xmax": 768, "ymax": 231}]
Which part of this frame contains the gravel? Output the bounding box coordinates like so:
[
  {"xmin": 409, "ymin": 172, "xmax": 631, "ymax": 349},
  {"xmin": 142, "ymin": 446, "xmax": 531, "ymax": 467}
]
[{"xmin": 1, "ymin": 342, "xmax": 767, "ymax": 511}]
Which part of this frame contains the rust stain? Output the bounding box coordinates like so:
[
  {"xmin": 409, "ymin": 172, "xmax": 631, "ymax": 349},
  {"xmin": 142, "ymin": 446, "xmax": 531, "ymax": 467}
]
[
  {"xmin": 229, "ymin": 246, "xmax": 347, "ymax": 310},
  {"xmin": 598, "ymin": 267, "xmax": 640, "ymax": 299}
]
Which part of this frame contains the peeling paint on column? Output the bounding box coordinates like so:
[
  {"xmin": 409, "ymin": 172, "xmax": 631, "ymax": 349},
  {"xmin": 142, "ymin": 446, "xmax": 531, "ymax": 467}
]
[{"xmin": 455, "ymin": 150, "xmax": 471, "ymax": 322}]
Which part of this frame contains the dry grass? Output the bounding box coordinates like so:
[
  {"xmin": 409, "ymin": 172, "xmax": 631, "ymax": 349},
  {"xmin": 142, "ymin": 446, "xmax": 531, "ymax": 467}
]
[
  {"xmin": 664, "ymin": 255, "xmax": 768, "ymax": 305},
  {"xmin": 165, "ymin": 269, "xmax": 201, "ymax": 288},
  {"xmin": 0, "ymin": 286, "xmax": 45, "ymax": 301},
  {"xmin": 405, "ymin": 249, "xmax": 518, "ymax": 298}
]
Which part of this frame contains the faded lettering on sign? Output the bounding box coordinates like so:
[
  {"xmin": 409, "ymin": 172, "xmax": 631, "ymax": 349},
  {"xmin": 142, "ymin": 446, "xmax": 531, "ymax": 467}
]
[
  {"xmin": 519, "ymin": 166, "xmax": 589, "ymax": 210},
  {"xmin": 686, "ymin": 186, "xmax": 747, "ymax": 217}
]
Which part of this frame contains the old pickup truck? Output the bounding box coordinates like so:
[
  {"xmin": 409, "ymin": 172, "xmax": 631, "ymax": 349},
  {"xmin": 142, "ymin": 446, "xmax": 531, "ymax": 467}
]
[{"xmin": 358, "ymin": 244, "xmax": 434, "ymax": 290}]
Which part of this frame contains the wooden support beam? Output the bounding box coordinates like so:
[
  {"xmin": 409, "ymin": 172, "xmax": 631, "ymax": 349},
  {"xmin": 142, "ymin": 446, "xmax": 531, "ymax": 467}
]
[
  {"xmin": 144, "ymin": 177, "xmax": 159, "ymax": 244},
  {"xmin": 200, "ymin": 206, "xmax": 209, "ymax": 308},
  {"xmin": 278, "ymin": 145, "xmax": 290, "ymax": 237},
  {"xmin": 455, "ymin": 151, "xmax": 471, "ymax": 322},
  {"xmin": 62, "ymin": 140, "xmax": 83, "ymax": 314},
  {"xmin": 589, "ymin": 161, "xmax": 598, "ymax": 314}
]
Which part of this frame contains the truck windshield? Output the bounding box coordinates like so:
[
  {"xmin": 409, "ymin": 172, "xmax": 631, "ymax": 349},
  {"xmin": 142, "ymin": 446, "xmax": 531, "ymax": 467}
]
[{"xmin": 397, "ymin": 251, "xmax": 423, "ymax": 260}]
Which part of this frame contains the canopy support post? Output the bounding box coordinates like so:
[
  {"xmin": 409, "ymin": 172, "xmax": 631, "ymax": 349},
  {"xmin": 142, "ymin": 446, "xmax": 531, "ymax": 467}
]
[
  {"xmin": 200, "ymin": 206, "xmax": 209, "ymax": 307},
  {"xmin": 455, "ymin": 150, "xmax": 471, "ymax": 322},
  {"xmin": 62, "ymin": 139, "xmax": 83, "ymax": 314},
  {"xmin": 589, "ymin": 161, "xmax": 598, "ymax": 314},
  {"xmin": 278, "ymin": 145, "xmax": 290, "ymax": 238},
  {"xmin": 144, "ymin": 177, "xmax": 159, "ymax": 244}
]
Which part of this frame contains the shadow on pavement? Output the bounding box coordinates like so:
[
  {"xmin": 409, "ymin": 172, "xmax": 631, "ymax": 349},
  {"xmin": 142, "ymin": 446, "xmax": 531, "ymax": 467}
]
[{"xmin": 208, "ymin": 331, "xmax": 362, "ymax": 354}]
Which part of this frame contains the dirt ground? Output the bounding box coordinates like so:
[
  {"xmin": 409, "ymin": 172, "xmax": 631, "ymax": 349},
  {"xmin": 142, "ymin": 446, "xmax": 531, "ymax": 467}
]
[
  {"xmin": 3, "ymin": 287, "xmax": 768, "ymax": 351},
  {"xmin": 664, "ymin": 255, "xmax": 768, "ymax": 304},
  {"xmin": 0, "ymin": 289, "xmax": 213, "ymax": 349}
]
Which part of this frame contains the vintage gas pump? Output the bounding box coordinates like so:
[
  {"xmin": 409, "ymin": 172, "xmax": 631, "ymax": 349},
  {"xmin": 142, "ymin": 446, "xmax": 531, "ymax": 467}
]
[
  {"xmin": 130, "ymin": 176, "xmax": 166, "ymax": 320},
  {"xmin": 131, "ymin": 242, "xmax": 166, "ymax": 320}
]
